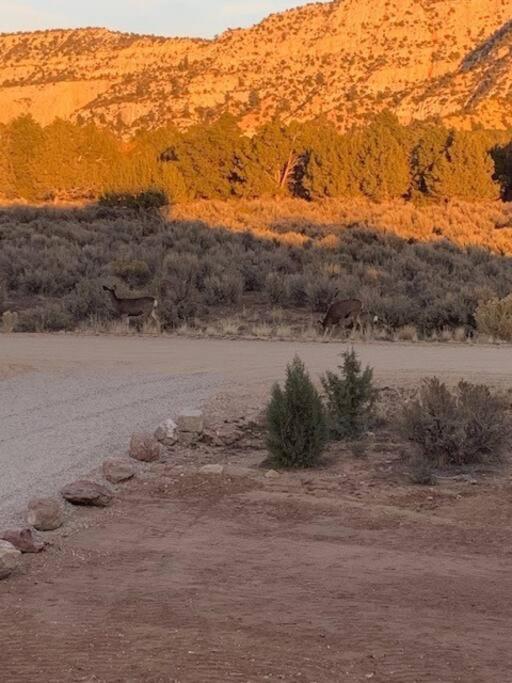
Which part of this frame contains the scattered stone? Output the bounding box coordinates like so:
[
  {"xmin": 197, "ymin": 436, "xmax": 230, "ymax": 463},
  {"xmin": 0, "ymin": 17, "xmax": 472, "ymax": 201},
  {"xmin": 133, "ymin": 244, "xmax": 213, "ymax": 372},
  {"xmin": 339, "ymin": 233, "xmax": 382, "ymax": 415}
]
[
  {"xmin": 102, "ymin": 458, "xmax": 136, "ymax": 484},
  {"xmin": 129, "ymin": 432, "xmax": 162, "ymax": 463},
  {"xmin": 27, "ymin": 497, "xmax": 64, "ymax": 531},
  {"xmin": 179, "ymin": 431, "xmax": 202, "ymax": 447},
  {"xmin": 0, "ymin": 540, "xmax": 21, "ymax": 580},
  {"xmin": 61, "ymin": 480, "xmax": 114, "ymax": 507},
  {"xmin": 225, "ymin": 465, "xmax": 255, "ymax": 477},
  {"xmin": 200, "ymin": 464, "xmax": 225, "ymax": 475},
  {"xmin": 154, "ymin": 418, "xmax": 178, "ymax": 446},
  {"xmin": 265, "ymin": 470, "xmax": 281, "ymax": 479},
  {"xmin": 177, "ymin": 410, "xmax": 204, "ymax": 435},
  {"xmin": 1, "ymin": 528, "xmax": 44, "ymax": 554}
]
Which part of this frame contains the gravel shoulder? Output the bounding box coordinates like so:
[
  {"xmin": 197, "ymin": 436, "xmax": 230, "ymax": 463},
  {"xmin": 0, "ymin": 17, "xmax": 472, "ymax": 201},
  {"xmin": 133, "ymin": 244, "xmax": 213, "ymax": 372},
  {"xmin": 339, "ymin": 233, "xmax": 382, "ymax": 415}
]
[{"xmin": 1, "ymin": 333, "xmax": 512, "ymax": 525}]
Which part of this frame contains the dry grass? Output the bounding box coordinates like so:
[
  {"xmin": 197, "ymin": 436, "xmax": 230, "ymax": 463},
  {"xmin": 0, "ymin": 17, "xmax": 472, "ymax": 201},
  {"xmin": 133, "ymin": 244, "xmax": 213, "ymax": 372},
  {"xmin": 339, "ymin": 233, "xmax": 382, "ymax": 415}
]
[{"xmin": 173, "ymin": 198, "xmax": 512, "ymax": 255}]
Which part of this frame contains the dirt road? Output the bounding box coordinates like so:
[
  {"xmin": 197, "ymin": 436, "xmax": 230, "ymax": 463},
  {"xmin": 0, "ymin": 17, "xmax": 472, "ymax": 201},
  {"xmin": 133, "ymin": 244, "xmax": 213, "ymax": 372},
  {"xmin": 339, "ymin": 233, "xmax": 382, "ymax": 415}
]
[{"xmin": 1, "ymin": 333, "xmax": 512, "ymax": 526}]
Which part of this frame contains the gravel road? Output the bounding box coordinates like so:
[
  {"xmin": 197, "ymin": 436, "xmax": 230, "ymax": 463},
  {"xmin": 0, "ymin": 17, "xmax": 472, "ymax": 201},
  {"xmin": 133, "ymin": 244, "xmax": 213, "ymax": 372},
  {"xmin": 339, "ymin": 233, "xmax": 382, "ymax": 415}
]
[{"xmin": 1, "ymin": 333, "xmax": 512, "ymax": 525}]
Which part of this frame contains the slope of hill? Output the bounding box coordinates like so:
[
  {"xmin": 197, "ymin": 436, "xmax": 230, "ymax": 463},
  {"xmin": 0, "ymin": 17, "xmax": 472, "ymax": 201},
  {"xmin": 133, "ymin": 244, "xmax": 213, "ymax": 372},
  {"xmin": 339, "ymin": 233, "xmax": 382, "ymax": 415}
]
[{"xmin": 1, "ymin": 0, "xmax": 512, "ymax": 133}]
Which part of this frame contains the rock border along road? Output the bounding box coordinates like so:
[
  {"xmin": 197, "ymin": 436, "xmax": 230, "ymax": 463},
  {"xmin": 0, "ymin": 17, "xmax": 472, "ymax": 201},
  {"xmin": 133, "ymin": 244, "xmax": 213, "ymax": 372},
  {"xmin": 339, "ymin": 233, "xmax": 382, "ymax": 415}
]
[{"xmin": 1, "ymin": 333, "xmax": 512, "ymax": 525}]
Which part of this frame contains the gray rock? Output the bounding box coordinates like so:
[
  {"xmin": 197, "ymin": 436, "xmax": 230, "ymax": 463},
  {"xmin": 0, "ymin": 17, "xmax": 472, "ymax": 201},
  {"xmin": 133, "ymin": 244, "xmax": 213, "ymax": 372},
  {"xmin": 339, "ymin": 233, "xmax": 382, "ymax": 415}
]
[
  {"xmin": 177, "ymin": 410, "xmax": 204, "ymax": 434},
  {"xmin": 61, "ymin": 480, "xmax": 114, "ymax": 507},
  {"xmin": 1, "ymin": 528, "xmax": 44, "ymax": 553},
  {"xmin": 27, "ymin": 497, "xmax": 64, "ymax": 531},
  {"xmin": 265, "ymin": 470, "xmax": 281, "ymax": 479},
  {"xmin": 129, "ymin": 432, "xmax": 162, "ymax": 463},
  {"xmin": 200, "ymin": 464, "xmax": 225, "ymax": 475},
  {"xmin": 154, "ymin": 418, "xmax": 178, "ymax": 446},
  {"xmin": 102, "ymin": 458, "xmax": 136, "ymax": 484},
  {"xmin": 0, "ymin": 540, "xmax": 21, "ymax": 580}
]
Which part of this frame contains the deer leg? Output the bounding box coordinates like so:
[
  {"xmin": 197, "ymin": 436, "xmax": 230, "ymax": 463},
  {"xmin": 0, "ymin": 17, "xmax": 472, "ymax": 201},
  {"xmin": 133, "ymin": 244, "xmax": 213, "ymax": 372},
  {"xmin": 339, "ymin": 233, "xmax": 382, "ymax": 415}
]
[
  {"xmin": 348, "ymin": 315, "xmax": 358, "ymax": 340},
  {"xmin": 355, "ymin": 314, "xmax": 363, "ymax": 338},
  {"xmin": 150, "ymin": 309, "xmax": 161, "ymax": 334}
]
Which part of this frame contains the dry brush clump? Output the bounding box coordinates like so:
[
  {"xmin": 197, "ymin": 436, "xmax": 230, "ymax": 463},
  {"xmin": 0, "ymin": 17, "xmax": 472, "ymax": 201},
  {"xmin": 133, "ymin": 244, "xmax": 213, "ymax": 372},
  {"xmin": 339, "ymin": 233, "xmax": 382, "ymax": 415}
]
[
  {"xmin": 476, "ymin": 294, "xmax": 512, "ymax": 341},
  {"xmin": 401, "ymin": 378, "xmax": 512, "ymax": 471}
]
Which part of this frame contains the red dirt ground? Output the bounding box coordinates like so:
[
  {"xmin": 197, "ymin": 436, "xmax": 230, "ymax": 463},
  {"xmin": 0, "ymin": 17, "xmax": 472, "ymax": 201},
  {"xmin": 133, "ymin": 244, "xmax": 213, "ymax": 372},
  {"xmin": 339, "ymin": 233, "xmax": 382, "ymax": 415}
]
[{"xmin": 3, "ymin": 423, "xmax": 512, "ymax": 683}]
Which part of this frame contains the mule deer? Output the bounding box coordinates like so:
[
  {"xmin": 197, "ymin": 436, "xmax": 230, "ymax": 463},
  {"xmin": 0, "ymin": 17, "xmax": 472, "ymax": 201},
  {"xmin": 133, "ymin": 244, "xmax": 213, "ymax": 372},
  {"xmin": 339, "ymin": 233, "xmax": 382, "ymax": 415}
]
[
  {"xmin": 102, "ymin": 285, "xmax": 160, "ymax": 331},
  {"xmin": 319, "ymin": 298, "xmax": 363, "ymax": 335},
  {"xmin": 355, "ymin": 311, "xmax": 379, "ymax": 337}
]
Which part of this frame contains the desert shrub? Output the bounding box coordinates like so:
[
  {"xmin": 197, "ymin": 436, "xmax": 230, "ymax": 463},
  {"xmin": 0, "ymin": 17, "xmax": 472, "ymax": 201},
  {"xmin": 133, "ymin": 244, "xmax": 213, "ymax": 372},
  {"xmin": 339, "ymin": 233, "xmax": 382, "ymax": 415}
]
[
  {"xmin": 111, "ymin": 259, "xmax": 152, "ymax": 288},
  {"xmin": 408, "ymin": 454, "xmax": 436, "ymax": 485},
  {"xmin": 475, "ymin": 294, "xmax": 512, "ymax": 341},
  {"xmin": 401, "ymin": 378, "xmax": 511, "ymax": 468},
  {"xmin": 98, "ymin": 189, "xmax": 168, "ymax": 211},
  {"xmin": 43, "ymin": 305, "xmax": 75, "ymax": 331},
  {"xmin": 266, "ymin": 356, "xmax": 327, "ymax": 468},
  {"xmin": 16, "ymin": 305, "xmax": 74, "ymax": 332},
  {"xmin": 1, "ymin": 310, "xmax": 18, "ymax": 333},
  {"xmin": 15, "ymin": 309, "xmax": 42, "ymax": 332},
  {"xmin": 321, "ymin": 349, "xmax": 378, "ymax": 439},
  {"xmin": 305, "ymin": 277, "xmax": 340, "ymax": 312},
  {"xmin": 64, "ymin": 279, "xmax": 113, "ymax": 322},
  {"xmin": 286, "ymin": 273, "xmax": 308, "ymax": 307},
  {"xmin": 265, "ymin": 273, "xmax": 288, "ymax": 305},
  {"xmin": 202, "ymin": 272, "xmax": 244, "ymax": 305}
]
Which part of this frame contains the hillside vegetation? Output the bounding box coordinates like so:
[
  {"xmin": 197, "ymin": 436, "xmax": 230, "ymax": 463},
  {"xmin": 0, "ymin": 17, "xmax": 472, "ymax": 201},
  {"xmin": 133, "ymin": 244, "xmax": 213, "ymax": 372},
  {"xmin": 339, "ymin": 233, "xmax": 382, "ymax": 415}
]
[
  {"xmin": 1, "ymin": 0, "xmax": 512, "ymax": 133},
  {"xmin": 2, "ymin": 201, "xmax": 512, "ymax": 337}
]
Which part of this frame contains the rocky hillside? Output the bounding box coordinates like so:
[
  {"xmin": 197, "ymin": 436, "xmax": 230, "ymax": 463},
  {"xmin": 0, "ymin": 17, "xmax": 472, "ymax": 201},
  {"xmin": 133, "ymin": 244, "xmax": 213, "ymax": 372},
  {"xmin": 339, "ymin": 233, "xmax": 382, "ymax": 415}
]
[{"xmin": 1, "ymin": 0, "xmax": 512, "ymax": 133}]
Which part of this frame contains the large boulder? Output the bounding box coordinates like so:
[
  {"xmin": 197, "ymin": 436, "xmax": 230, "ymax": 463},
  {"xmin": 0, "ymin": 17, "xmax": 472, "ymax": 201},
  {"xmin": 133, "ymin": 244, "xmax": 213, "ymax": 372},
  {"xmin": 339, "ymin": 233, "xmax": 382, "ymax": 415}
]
[
  {"xmin": 0, "ymin": 540, "xmax": 21, "ymax": 580},
  {"xmin": 27, "ymin": 497, "xmax": 64, "ymax": 531},
  {"xmin": 61, "ymin": 480, "xmax": 113, "ymax": 507},
  {"xmin": 102, "ymin": 458, "xmax": 136, "ymax": 484},
  {"xmin": 129, "ymin": 433, "xmax": 162, "ymax": 463},
  {"xmin": 1, "ymin": 528, "xmax": 44, "ymax": 554},
  {"xmin": 154, "ymin": 418, "xmax": 178, "ymax": 446}
]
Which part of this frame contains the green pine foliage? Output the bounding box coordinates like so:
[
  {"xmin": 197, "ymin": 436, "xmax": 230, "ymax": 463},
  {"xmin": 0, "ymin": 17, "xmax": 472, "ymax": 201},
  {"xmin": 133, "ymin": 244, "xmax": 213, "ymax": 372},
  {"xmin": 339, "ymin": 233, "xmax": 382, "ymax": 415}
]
[
  {"xmin": 430, "ymin": 131, "xmax": 500, "ymax": 201},
  {"xmin": 0, "ymin": 110, "xmax": 511, "ymax": 202},
  {"xmin": 321, "ymin": 349, "xmax": 377, "ymax": 439},
  {"xmin": 266, "ymin": 356, "xmax": 327, "ymax": 468}
]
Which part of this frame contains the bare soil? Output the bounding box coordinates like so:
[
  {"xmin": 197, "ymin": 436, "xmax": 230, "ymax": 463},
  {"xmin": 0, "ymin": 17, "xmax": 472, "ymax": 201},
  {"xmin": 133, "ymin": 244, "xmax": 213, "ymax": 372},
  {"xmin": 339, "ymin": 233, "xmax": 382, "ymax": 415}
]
[{"xmin": 3, "ymin": 398, "xmax": 512, "ymax": 682}]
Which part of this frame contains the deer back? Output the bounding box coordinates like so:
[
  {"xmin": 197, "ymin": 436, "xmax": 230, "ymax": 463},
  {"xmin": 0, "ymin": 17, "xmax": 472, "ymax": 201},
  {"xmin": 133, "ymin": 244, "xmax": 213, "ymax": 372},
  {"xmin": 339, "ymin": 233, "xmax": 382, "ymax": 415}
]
[{"xmin": 322, "ymin": 299, "xmax": 362, "ymax": 327}]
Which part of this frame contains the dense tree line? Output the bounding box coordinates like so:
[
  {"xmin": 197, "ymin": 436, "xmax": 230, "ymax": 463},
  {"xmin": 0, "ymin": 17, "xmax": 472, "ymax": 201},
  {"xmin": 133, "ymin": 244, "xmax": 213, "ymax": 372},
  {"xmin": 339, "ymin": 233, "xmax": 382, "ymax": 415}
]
[{"xmin": 0, "ymin": 112, "xmax": 510, "ymax": 203}]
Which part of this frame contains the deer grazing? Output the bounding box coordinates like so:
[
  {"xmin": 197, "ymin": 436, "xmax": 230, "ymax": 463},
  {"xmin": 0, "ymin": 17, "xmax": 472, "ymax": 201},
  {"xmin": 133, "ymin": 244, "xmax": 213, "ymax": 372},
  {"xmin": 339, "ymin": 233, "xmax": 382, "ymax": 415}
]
[
  {"xmin": 319, "ymin": 298, "xmax": 378, "ymax": 337},
  {"xmin": 102, "ymin": 285, "xmax": 160, "ymax": 331}
]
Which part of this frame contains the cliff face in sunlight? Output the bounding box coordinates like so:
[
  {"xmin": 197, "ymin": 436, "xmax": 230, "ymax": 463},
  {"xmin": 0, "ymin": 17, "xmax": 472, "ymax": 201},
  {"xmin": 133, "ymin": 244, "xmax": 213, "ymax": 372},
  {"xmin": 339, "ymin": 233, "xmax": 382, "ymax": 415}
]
[{"xmin": 1, "ymin": 0, "xmax": 512, "ymax": 133}]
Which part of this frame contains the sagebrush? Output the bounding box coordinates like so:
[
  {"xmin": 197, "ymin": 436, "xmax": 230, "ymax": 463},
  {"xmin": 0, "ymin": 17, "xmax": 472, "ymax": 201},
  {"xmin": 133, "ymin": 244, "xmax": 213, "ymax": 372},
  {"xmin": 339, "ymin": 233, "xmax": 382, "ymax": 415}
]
[
  {"xmin": 2, "ymin": 203, "xmax": 512, "ymax": 334},
  {"xmin": 476, "ymin": 294, "xmax": 512, "ymax": 341},
  {"xmin": 401, "ymin": 378, "xmax": 511, "ymax": 467}
]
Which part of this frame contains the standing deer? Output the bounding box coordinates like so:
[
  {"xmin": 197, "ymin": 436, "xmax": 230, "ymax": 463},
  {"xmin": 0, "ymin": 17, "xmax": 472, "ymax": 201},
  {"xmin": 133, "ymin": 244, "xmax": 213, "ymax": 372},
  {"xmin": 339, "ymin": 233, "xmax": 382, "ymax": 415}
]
[
  {"xmin": 102, "ymin": 285, "xmax": 160, "ymax": 332},
  {"xmin": 318, "ymin": 298, "xmax": 363, "ymax": 336},
  {"xmin": 355, "ymin": 311, "xmax": 380, "ymax": 337}
]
